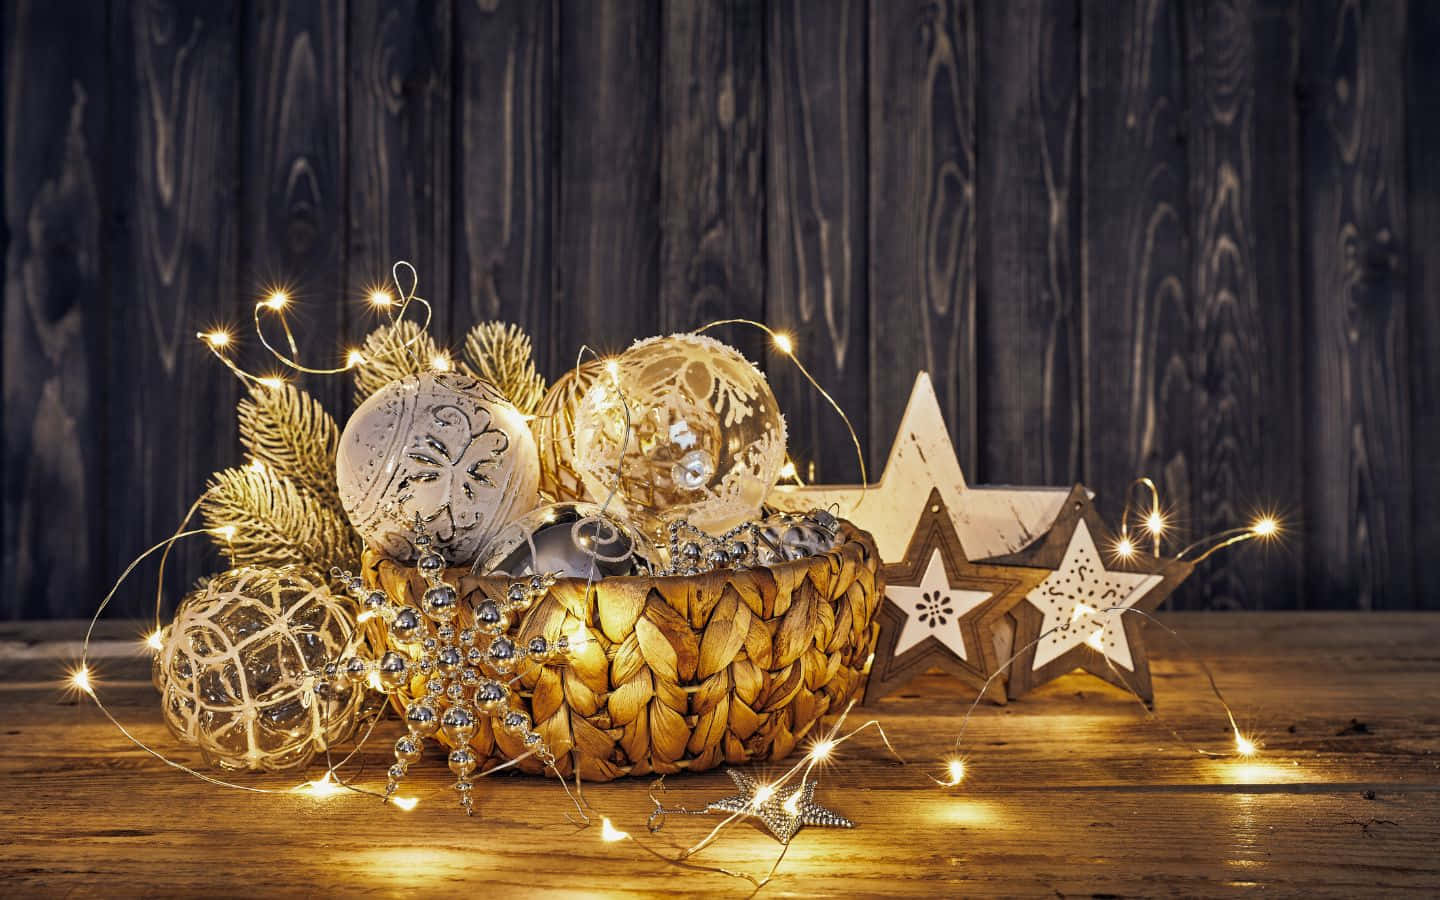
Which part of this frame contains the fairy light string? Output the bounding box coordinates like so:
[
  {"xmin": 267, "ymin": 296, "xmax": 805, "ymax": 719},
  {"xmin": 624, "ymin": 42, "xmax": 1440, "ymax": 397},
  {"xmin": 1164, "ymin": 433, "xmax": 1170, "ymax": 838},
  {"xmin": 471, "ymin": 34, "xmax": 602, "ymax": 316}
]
[
  {"xmin": 590, "ymin": 700, "xmax": 905, "ymax": 889},
  {"xmin": 94, "ymin": 259, "xmax": 1292, "ymax": 891},
  {"xmin": 693, "ymin": 318, "xmax": 868, "ymax": 496},
  {"xmin": 198, "ymin": 260, "xmax": 436, "ymax": 388}
]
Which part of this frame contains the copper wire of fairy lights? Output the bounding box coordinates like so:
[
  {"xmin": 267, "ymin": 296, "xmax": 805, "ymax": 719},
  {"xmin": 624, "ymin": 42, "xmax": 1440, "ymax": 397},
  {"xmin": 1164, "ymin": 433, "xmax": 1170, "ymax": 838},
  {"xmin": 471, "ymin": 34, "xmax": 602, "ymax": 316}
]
[{"xmin": 79, "ymin": 261, "xmax": 1284, "ymax": 888}]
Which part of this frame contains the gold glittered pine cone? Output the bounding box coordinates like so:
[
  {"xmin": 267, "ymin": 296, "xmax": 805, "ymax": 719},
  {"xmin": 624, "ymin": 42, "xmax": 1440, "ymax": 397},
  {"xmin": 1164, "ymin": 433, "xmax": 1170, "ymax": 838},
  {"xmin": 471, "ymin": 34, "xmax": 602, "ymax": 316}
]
[{"xmin": 363, "ymin": 522, "xmax": 882, "ymax": 781}]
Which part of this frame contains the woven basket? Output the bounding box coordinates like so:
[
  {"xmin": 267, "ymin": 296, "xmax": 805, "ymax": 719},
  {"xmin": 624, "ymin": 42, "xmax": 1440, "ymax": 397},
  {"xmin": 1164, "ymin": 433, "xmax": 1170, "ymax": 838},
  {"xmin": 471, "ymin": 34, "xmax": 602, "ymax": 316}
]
[{"xmin": 362, "ymin": 522, "xmax": 881, "ymax": 781}]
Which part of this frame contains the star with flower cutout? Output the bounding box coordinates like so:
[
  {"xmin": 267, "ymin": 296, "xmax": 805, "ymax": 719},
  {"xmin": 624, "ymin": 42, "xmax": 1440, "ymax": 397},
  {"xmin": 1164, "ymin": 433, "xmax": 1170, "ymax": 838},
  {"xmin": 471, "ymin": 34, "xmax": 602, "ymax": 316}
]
[
  {"xmin": 704, "ymin": 769, "xmax": 853, "ymax": 843},
  {"xmin": 988, "ymin": 485, "xmax": 1194, "ymax": 701},
  {"xmin": 864, "ymin": 490, "xmax": 1051, "ymax": 704},
  {"xmin": 769, "ymin": 372, "xmax": 1073, "ymax": 561}
]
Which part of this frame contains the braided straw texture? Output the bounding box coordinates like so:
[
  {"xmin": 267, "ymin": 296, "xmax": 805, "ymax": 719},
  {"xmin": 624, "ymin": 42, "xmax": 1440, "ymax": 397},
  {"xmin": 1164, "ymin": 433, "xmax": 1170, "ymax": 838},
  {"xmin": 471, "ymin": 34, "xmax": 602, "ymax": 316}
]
[{"xmin": 363, "ymin": 522, "xmax": 881, "ymax": 781}]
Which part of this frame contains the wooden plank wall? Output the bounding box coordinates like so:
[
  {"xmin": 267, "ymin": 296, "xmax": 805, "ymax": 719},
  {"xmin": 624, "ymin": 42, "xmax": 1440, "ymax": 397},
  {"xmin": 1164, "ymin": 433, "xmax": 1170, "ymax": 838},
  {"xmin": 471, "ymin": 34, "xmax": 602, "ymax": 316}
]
[{"xmin": 2, "ymin": 0, "xmax": 1435, "ymax": 618}]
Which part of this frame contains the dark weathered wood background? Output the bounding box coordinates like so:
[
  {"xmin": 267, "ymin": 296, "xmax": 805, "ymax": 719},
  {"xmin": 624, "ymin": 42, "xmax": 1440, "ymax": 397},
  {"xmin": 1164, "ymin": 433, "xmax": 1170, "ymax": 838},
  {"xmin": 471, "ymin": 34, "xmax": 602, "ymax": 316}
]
[{"xmin": 3, "ymin": 0, "xmax": 1435, "ymax": 618}]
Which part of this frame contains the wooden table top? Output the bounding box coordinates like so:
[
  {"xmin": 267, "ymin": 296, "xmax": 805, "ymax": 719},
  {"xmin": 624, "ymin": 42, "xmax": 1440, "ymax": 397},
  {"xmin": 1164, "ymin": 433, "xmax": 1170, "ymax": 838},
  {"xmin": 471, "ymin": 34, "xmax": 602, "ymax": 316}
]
[{"xmin": 3, "ymin": 612, "xmax": 1437, "ymax": 896}]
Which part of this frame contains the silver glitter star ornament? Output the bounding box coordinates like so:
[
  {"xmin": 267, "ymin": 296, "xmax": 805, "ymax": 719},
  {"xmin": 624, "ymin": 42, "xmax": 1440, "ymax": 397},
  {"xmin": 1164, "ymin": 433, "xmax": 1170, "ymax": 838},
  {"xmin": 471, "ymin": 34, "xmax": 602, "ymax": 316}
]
[{"xmin": 705, "ymin": 769, "xmax": 854, "ymax": 843}]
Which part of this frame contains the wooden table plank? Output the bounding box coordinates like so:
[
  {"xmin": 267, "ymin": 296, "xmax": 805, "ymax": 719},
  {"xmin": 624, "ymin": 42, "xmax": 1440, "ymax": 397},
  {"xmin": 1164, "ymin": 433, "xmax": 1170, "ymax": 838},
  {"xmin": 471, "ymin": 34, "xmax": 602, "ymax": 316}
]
[{"xmin": 2, "ymin": 613, "xmax": 1436, "ymax": 895}]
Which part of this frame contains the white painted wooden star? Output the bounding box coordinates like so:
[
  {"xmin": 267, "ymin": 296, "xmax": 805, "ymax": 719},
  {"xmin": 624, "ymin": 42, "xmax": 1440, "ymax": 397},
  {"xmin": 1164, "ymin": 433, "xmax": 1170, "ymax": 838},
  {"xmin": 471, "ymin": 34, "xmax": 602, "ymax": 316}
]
[
  {"xmin": 769, "ymin": 371, "xmax": 1071, "ymax": 561},
  {"xmin": 989, "ymin": 485, "xmax": 1195, "ymax": 700},
  {"xmin": 887, "ymin": 549, "xmax": 994, "ymax": 660},
  {"xmin": 705, "ymin": 769, "xmax": 854, "ymax": 843},
  {"xmin": 1025, "ymin": 519, "xmax": 1163, "ymax": 672}
]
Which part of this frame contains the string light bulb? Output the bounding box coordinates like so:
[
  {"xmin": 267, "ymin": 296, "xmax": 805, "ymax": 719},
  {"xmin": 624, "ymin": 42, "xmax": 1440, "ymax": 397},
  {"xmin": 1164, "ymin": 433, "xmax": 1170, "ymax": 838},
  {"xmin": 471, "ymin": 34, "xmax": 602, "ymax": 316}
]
[
  {"xmin": 1251, "ymin": 516, "xmax": 1278, "ymax": 538},
  {"xmin": 772, "ymin": 332, "xmax": 794, "ymax": 355},
  {"xmin": 345, "ymin": 349, "xmax": 366, "ymax": 368},
  {"xmin": 391, "ymin": 796, "xmax": 420, "ymax": 812},
  {"xmin": 1234, "ymin": 731, "xmax": 1258, "ymax": 757},
  {"xmin": 293, "ymin": 770, "xmax": 347, "ymax": 799},
  {"xmin": 368, "ymin": 289, "xmax": 393, "ymax": 308},
  {"xmin": 430, "ymin": 352, "xmax": 451, "ymax": 372},
  {"xmin": 258, "ymin": 376, "xmax": 285, "ymax": 390},
  {"xmin": 143, "ymin": 629, "xmax": 164, "ymax": 653},
  {"xmin": 263, "ymin": 291, "xmax": 289, "ymax": 310},
  {"xmin": 941, "ymin": 758, "xmax": 966, "ymax": 787},
  {"xmin": 782, "ymin": 791, "xmax": 801, "ymax": 817},
  {"xmin": 752, "ymin": 784, "xmax": 776, "ymax": 807},
  {"xmin": 1114, "ymin": 536, "xmax": 1136, "ymax": 559},
  {"xmin": 779, "ymin": 460, "xmax": 798, "ymax": 480},
  {"xmin": 601, "ymin": 818, "xmax": 629, "ymax": 842},
  {"xmin": 68, "ymin": 665, "xmax": 95, "ymax": 696},
  {"xmin": 211, "ymin": 525, "xmax": 237, "ymax": 541},
  {"xmin": 809, "ymin": 738, "xmax": 836, "ymax": 762},
  {"xmin": 1145, "ymin": 511, "xmax": 1166, "ymax": 535},
  {"xmin": 203, "ymin": 330, "xmax": 231, "ymax": 348}
]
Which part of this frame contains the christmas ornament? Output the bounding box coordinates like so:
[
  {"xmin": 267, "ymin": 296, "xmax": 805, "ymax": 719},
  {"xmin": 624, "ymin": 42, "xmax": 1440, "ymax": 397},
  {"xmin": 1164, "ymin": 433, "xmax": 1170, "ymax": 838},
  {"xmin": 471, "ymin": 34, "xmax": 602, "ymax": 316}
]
[
  {"xmin": 352, "ymin": 320, "xmax": 450, "ymax": 404},
  {"xmin": 471, "ymin": 501, "xmax": 659, "ymax": 579},
  {"xmin": 768, "ymin": 371, "xmax": 1071, "ymax": 561},
  {"xmin": 152, "ymin": 566, "xmax": 367, "ymax": 772},
  {"xmin": 532, "ymin": 360, "xmax": 602, "ymax": 503},
  {"xmin": 753, "ymin": 508, "xmax": 843, "ymax": 564},
  {"xmin": 572, "ymin": 333, "xmax": 787, "ymax": 538},
  {"xmin": 988, "ymin": 485, "xmax": 1194, "ymax": 701},
  {"xmin": 336, "ymin": 372, "xmax": 540, "ymax": 563},
  {"xmin": 863, "ymin": 490, "xmax": 1050, "ymax": 704},
  {"xmin": 654, "ymin": 769, "xmax": 853, "ymax": 844},
  {"xmin": 650, "ymin": 508, "xmax": 841, "ymax": 576},
  {"xmin": 201, "ymin": 381, "xmax": 361, "ymax": 574},
  {"xmin": 339, "ymin": 518, "xmax": 571, "ymax": 813},
  {"xmin": 462, "ymin": 321, "xmax": 547, "ymax": 415}
]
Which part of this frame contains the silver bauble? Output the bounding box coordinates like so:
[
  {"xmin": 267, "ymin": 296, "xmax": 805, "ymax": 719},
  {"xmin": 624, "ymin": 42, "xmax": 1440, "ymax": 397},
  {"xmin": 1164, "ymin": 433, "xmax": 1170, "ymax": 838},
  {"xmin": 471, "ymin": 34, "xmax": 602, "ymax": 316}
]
[{"xmin": 471, "ymin": 501, "xmax": 660, "ymax": 579}]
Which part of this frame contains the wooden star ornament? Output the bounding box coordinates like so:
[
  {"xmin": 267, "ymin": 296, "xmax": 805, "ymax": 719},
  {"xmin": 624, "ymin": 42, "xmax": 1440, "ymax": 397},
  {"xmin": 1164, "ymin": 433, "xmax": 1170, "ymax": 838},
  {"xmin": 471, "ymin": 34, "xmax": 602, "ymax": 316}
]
[
  {"xmin": 769, "ymin": 372, "xmax": 1072, "ymax": 561},
  {"xmin": 864, "ymin": 489, "xmax": 1051, "ymax": 704},
  {"xmin": 988, "ymin": 485, "xmax": 1195, "ymax": 702}
]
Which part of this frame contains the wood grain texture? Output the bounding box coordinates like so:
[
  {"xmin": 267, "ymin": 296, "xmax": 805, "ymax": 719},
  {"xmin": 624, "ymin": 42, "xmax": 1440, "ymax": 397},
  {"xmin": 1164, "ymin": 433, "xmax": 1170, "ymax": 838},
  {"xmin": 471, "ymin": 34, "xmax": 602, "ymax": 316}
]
[
  {"xmin": 1081, "ymin": 0, "xmax": 1194, "ymax": 592},
  {"xmin": 1408, "ymin": 0, "xmax": 1440, "ymax": 609},
  {"xmin": 1185, "ymin": 0, "xmax": 1305, "ymax": 610},
  {"xmin": 1301, "ymin": 0, "xmax": 1412, "ymax": 608},
  {"xmin": 553, "ymin": 0, "xmax": 661, "ymax": 367},
  {"xmin": 867, "ymin": 0, "xmax": 973, "ymax": 482},
  {"xmin": 4, "ymin": 3, "xmax": 1437, "ymax": 617},
  {"xmin": 769, "ymin": 0, "xmax": 868, "ymax": 483},
  {"xmin": 240, "ymin": 0, "xmax": 347, "ymax": 414},
  {"xmin": 346, "ymin": 0, "xmax": 452, "ymax": 342},
  {"xmin": 103, "ymin": 0, "xmax": 241, "ymax": 620},
  {"xmin": 453, "ymin": 0, "xmax": 555, "ymax": 368},
  {"xmin": 974, "ymin": 0, "xmax": 1081, "ymax": 487},
  {"xmin": 659, "ymin": 0, "xmax": 765, "ymax": 361},
  {"xmin": 4, "ymin": 613, "xmax": 1437, "ymax": 894},
  {"xmin": 1, "ymin": 0, "xmax": 108, "ymax": 617}
]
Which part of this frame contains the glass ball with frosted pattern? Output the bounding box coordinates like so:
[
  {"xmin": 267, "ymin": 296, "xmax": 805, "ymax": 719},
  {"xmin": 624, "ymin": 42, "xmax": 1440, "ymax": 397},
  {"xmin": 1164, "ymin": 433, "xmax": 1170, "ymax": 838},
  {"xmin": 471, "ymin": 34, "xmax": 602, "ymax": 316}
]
[{"xmin": 572, "ymin": 334, "xmax": 787, "ymax": 539}]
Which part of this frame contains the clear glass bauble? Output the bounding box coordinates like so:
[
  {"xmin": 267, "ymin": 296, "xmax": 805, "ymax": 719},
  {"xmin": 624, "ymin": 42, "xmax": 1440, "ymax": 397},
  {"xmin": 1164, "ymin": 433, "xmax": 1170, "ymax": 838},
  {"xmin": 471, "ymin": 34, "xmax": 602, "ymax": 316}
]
[
  {"xmin": 471, "ymin": 501, "xmax": 660, "ymax": 580},
  {"xmin": 152, "ymin": 566, "xmax": 366, "ymax": 773},
  {"xmin": 571, "ymin": 334, "xmax": 787, "ymax": 539}
]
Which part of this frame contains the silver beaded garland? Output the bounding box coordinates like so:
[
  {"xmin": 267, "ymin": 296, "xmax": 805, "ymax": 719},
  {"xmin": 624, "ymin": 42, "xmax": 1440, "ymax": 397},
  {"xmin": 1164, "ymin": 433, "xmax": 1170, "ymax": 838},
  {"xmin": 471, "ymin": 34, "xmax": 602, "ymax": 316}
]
[{"xmin": 652, "ymin": 508, "xmax": 841, "ymax": 576}]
